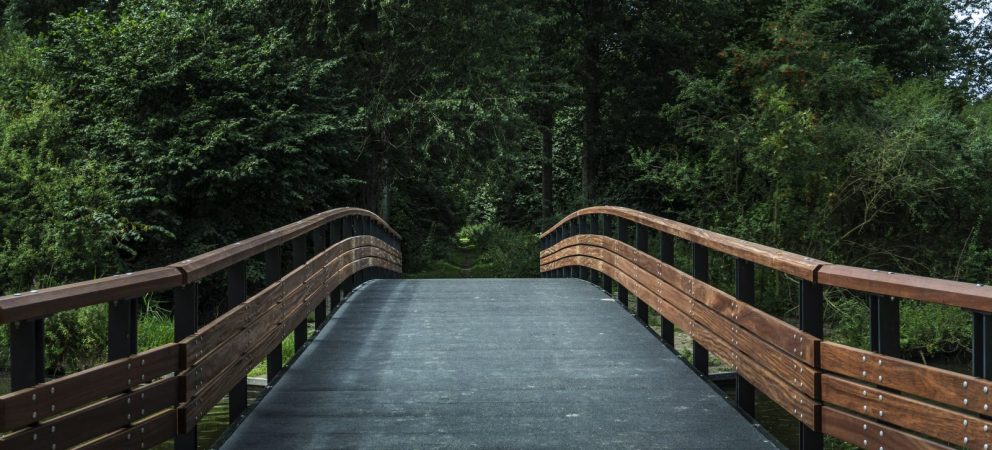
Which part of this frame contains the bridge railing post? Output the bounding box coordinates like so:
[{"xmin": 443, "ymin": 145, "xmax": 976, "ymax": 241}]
[
  {"xmin": 330, "ymin": 219, "xmax": 343, "ymax": 310},
  {"xmin": 312, "ymin": 226, "xmax": 328, "ymax": 328},
  {"xmin": 635, "ymin": 224, "xmax": 649, "ymax": 325},
  {"xmin": 734, "ymin": 258, "xmax": 756, "ymax": 418},
  {"xmin": 658, "ymin": 231, "xmax": 675, "ymax": 346},
  {"xmin": 292, "ymin": 235, "xmax": 307, "ymax": 352},
  {"xmin": 602, "ymin": 214, "xmax": 614, "ymax": 295},
  {"xmin": 227, "ymin": 261, "xmax": 248, "ymax": 423},
  {"xmin": 616, "ymin": 218, "xmax": 630, "ymax": 311},
  {"xmin": 264, "ymin": 245, "xmax": 283, "ymax": 383},
  {"xmin": 869, "ymin": 294, "xmax": 900, "ymax": 356},
  {"xmin": 107, "ymin": 297, "xmax": 138, "ymax": 360},
  {"xmin": 174, "ymin": 282, "xmax": 199, "ymax": 450},
  {"xmin": 589, "ymin": 214, "xmax": 601, "ymax": 285},
  {"xmin": 578, "ymin": 216, "xmax": 590, "ymax": 282},
  {"xmin": 691, "ymin": 243, "xmax": 710, "ymax": 375},
  {"xmin": 973, "ymin": 312, "xmax": 992, "ymax": 378},
  {"xmin": 799, "ymin": 279, "xmax": 824, "ymax": 450}
]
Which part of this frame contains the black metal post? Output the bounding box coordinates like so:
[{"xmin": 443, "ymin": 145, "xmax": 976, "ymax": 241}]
[
  {"xmin": 658, "ymin": 232, "xmax": 675, "ymax": 346},
  {"xmin": 227, "ymin": 261, "xmax": 248, "ymax": 422},
  {"xmin": 635, "ymin": 224, "xmax": 650, "ymax": 325},
  {"xmin": 173, "ymin": 283, "xmax": 198, "ymax": 450},
  {"xmin": 617, "ymin": 219, "xmax": 629, "ymax": 310},
  {"xmin": 589, "ymin": 215, "xmax": 601, "ymax": 285},
  {"xmin": 692, "ymin": 243, "xmax": 710, "ymax": 375},
  {"xmin": 869, "ymin": 294, "xmax": 900, "ymax": 356},
  {"xmin": 10, "ymin": 318, "xmax": 44, "ymax": 390},
  {"xmin": 292, "ymin": 236, "xmax": 307, "ymax": 351},
  {"xmin": 799, "ymin": 280, "xmax": 824, "ymax": 450},
  {"xmin": 735, "ymin": 258, "xmax": 756, "ymax": 417},
  {"xmin": 602, "ymin": 215, "xmax": 614, "ymax": 295},
  {"xmin": 108, "ymin": 298, "xmax": 138, "ymax": 360},
  {"xmin": 973, "ymin": 313, "xmax": 992, "ymax": 378},
  {"xmin": 312, "ymin": 227, "xmax": 328, "ymax": 327},
  {"xmin": 330, "ymin": 219, "xmax": 343, "ymax": 311},
  {"xmin": 264, "ymin": 246, "xmax": 283, "ymax": 383},
  {"xmin": 578, "ymin": 216, "xmax": 590, "ymax": 281}
]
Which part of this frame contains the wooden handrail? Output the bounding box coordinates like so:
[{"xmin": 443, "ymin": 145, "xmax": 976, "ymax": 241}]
[
  {"xmin": 0, "ymin": 207, "xmax": 403, "ymax": 450},
  {"xmin": 542, "ymin": 205, "xmax": 992, "ymax": 311},
  {"xmin": 541, "ymin": 206, "xmax": 992, "ymax": 450},
  {"xmin": 0, "ymin": 207, "xmax": 400, "ymax": 324}
]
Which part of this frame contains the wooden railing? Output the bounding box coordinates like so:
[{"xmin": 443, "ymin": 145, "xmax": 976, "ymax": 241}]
[
  {"xmin": 0, "ymin": 207, "xmax": 402, "ymax": 450},
  {"xmin": 541, "ymin": 206, "xmax": 992, "ymax": 450}
]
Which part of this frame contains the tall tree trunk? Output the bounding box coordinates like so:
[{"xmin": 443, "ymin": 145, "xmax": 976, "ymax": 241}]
[
  {"xmin": 541, "ymin": 108, "xmax": 555, "ymax": 219},
  {"xmin": 580, "ymin": 2, "xmax": 603, "ymax": 205}
]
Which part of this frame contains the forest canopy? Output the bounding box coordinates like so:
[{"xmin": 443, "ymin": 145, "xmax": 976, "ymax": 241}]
[{"xmin": 1, "ymin": 0, "xmax": 990, "ymax": 311}]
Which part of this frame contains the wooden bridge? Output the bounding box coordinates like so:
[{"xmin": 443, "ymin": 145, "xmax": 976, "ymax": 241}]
[{"xmin": 1, "ymin": 206, "xmax": 991, "ymax": 449}]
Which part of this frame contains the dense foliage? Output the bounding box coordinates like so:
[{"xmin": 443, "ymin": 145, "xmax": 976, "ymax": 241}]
[{"xmin": 1, "ymin": 0, "xmax": 991, "ymax": 369}]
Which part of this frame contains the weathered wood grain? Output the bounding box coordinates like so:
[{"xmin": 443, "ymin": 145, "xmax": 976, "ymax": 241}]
[
  {"xmin": 822, "ymin": 341, "xmax": 992, "ymax": 419},
  {"xmin": 822, "ymin": 374, "xmax": 992, "ymax": 449},
  {"xmin": 0, "ymin": 376, "xmax": 178, "ymax": 450},
  {"xmin": 540, "ymin": 206, "xmax": 822, "ymax": 280},
  {"xmin": 819, "ymin": 265, "xmax": 992, "ymax": 313},
  {"xmin": 0, "ymin": 344, "xmax": 179, "ymax": 432},
  {"xmin": 821, "ymin": 406, "xmax": 952, "ymax": 450}
]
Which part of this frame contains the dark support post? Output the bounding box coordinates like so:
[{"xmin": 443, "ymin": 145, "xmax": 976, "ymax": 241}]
[
  {"xmin": 578, "ymin": 216, "xmax": 590, "ymax": 281},
  {"xmin": 692, "ymin": 243, "xmax": 710, "ymax": 375},
  {"xmin": 589, "ymin": 215, "xmax": 601, "ymax": 285},
  {"xmin": 869, "ymin": 294, "xmax": 900, "ymax": 356},
  {"xmin": 330, "ymin": 219, "xmax": 343, "ymax": 311},
  {"xmin": 735, "ymin": 258, "xmax": 756, "ymax": 417},
  {"xmin": 617, "ymin": 219, "xmax": 629, "ymax": 310},
  {"xmin": 635, "ymin": 224, "xmax": 649, "ymax": 325},
  {"xmin": 265, "ymin": 247, "xmax": 283, "ymax": 383},
  {"xmin": 312, "ymin": 227, "xmax": 328, "ymax": 328},
  {"xmin": 10, "ymin": 318, "xmax": 44, "ymax": 390},
  {"xmin": 799, "ymin": 280, "xmax": 824, "ymax": 450},
  {"xmin": 658, "ymin": 232, "xmax": 675, "ymax": 346},
  {"xmin": 227, "ymin": 261, "xmax": 248, "ymax": 422},
  {"xmin": 173, "ymin": 283, "xmax": 198, "ymax": 450},
  {"xmin": 973, "ymin": 313, "xmax": 992, "ymax": 378},
  {"xmin": 602, "ymin": 215, "xmax": 614, "ymax": 295},
  {"xmin": 108, "ymin": 298, "xmax": 138, "ymax": 360},
  {"xmin": 292, "ymin": 236, "xmax": 307, "ymax": 351}
]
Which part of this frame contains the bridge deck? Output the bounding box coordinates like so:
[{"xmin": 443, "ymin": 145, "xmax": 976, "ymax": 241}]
[{"xmin": 220, "ymin": 279, "xmax": 777, "ymax": 449}]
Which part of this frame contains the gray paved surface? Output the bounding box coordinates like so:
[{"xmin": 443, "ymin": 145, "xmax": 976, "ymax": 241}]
[{"xmin": 221, "ymin": 278, "xmax": 777, "ymax": 449}]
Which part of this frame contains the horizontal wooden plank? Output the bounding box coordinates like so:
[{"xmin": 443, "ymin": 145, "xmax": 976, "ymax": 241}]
[
  {"xmin": 178, "ymin": 256, "xmax": 399, "ymax": 430},
  {"xmin": 0, "ymin": 344, "xmax": 179, "ymax": 432},
  {"xmin": 543, "ymin": 253, "xmax": 817, "ymax": 428},
  {"xmin": 818, "ymin": 265, "xmax": 992, "ymax": 313},
  {"xmin": 173, "ymin": 208, "xmax": 401, "ymax": 283},
  {"xmin": 80, "ymin": 409, "xmax": 177, "ymax": 450},
  {"xmin": 822, "ymin": 374, "xmax": 992, "ymax": 449},
  {"xmin": 540, "ymin": 206, "xmax": 822, "ymax": 280},
  {"xmin": 821, "ymin": 406, "xmax": 952, "ymax": 450},
  {"xmin": 821, "ymin": 341, "xmax": 992, "ymax": 418},
  {"xmin": 0, "ymin": 268, "xmax": 183, "ymax": 324},
  {"xmin": 0, "ymin": 376, "xmax": 178, "ymax": 450},
  {"xmin": 541, "ymin": 237, "xmax": 818, "ymax": 367}
]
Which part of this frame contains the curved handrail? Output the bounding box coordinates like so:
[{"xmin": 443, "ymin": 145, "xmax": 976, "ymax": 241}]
[
  {"xmin": 541, "ymin": 206, "xmax": 992, "ymax": 450},
  {"xmin": 0, "ymin": 208, "xmax": 403, "ymax": 450},
  {"xmin": 542, "ymin": 205, "xmax": 992, "ymax": 312},
  {"xmin": 0, "ymin": 207, "xmax": 400, "ymax": 323}
]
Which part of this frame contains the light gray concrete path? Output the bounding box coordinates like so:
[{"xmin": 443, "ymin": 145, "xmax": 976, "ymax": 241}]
[{"xmin": 220, "ymin": 278, "xmax": 777, "ymax": 449}]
